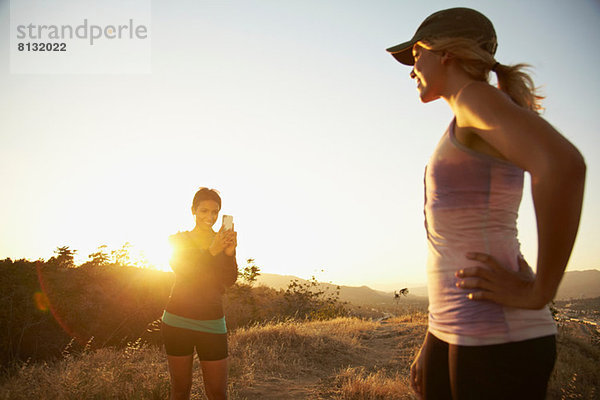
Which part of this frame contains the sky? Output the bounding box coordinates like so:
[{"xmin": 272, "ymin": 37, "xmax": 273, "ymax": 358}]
[{"xmin": 1, "ymin": 0, "xmax": 599, "ymax": 291}]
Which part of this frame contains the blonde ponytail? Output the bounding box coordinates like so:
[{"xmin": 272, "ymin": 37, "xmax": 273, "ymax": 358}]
[
  {"xmin": 493, "ymin": 63, "xmax": 544, "ymax": 112},
  {"xmin": 420, "ymin": 38, "xmax": 544, "ymax": 113}
]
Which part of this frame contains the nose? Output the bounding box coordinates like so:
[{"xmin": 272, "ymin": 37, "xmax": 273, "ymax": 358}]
[{"xmin": 410, "ymin": 69, "xmax": 416, "ymax": 79}]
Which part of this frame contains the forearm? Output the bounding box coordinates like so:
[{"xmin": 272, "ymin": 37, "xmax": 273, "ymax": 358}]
[
  {"xmin": 531, "ymin": 156, "xmax": 586, "ymax": 306},
  {"xmin": 219, "ymin": 254, "xmax": 238, "ymax": 287}
]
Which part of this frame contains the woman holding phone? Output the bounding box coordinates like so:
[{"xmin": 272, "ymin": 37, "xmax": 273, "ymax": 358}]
[
  {"xmin": 386, "ymin": 8, "xmax": 585, "ymax": 399},
  {"xmin": 161, "ymin": 187, "xmax": 238, "ymax": 400}
]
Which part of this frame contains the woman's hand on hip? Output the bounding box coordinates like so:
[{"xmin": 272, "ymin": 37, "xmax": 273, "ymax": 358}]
[{"xmin": 455, "ymin": 253, "xmax": 547, "ymax": 309}]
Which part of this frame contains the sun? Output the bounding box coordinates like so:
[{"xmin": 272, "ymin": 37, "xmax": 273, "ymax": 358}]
[{"xmin": 129, "ymin": 236, "xmax": 173, "ymax": 272}]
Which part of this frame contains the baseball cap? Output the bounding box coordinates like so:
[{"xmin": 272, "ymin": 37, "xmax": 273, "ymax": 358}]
[{"xmin": 386, "ymin": 7, "xmax": 497, "ymax": 65}]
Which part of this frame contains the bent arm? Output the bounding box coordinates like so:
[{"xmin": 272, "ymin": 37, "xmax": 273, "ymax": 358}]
[
  {"xmin": 219, "ymin": 254, "xmax": 238, "ymax": 288},
  {"xmin": 527, "ymin": 158, "xmax": 585, "ymax": 306},
  {"xmin": 455, "ymin": 84, "xmax": 586, "ymax": 308}
]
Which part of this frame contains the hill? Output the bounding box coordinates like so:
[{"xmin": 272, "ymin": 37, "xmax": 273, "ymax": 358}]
[
  {"xmin": 256, "ymin": 273, "xmax": 427, "ymax": 306},
  {"xmin": 556, "ymin": 269, "xmax": 600, "ymax": 300},
  {"xmin": 0, "ymin": 259, "xmax": 358, "ymax": 366},
  {"xmin": 2, "ymin": 315, "xmax": 597, "ymax": 399},
  {"xmin": 257, "ymin": 268, "xmax": 600, "ymax": 303}
]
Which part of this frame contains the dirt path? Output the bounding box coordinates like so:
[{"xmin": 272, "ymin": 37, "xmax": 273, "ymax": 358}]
[{"xmin": 235, "ymin": 318, "xmax": 427, "ymax": 399}]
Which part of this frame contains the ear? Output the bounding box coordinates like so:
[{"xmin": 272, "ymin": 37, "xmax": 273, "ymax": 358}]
[{"xmin": 440, "ymin": 51, "xmax": 453, "ymax": 65}]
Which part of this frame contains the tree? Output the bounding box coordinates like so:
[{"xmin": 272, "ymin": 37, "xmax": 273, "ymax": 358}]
[
  {"xmin": 88, "ymin": 245, "xmax": 110, "ymax": 266},
  {"xmin": 240, "ymin": 258, "xmax": 261, "ymax": 286},
  {"xmin": 54, "ymin": 246, "xmax": 76, "ymax": 268},
  {"xmin": 394, "ymin": 288, "xmax": 409, "ymax": 302},
  {"xmin": 112, "ymin": 242, "xmax": 132, "ymax": 266},
  {"xmin": 282, "ymin": 275, "xmax": 346, "ymax": 320}
]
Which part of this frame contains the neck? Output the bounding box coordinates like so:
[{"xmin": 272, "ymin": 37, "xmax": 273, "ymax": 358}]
[
  {"xmin": 440, "ymin": 64, "xmax": 477, "ymax": 112},
  {"xmin": 193, "ymin": 225, "xmax": 214, "ymax": 234}
]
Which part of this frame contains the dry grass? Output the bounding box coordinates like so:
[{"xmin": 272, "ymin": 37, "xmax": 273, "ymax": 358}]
[
  {"xmin": 547, "ymin": 323, "xmax": 600, "ymax": 400},
  {"xmin": 331, "ymin": 367, "xmax": 413, "ymax": 400},
  {"xmin": 228, "ymin": 317, "xmax": 382, "ymax": 389},
  {"xmin": 1, "ymin": 315, "xmax": 597, "ymax": 399},
  {"xmin": 0, "ymin": 343, "xmax": 170, "ymax": 400},
  {"xmin": 0, "ymin": 317, "xmax": 393, "ymax": 399}
]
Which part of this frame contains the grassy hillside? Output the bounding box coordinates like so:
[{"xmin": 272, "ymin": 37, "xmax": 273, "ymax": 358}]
[
  {"xmin": 1, "ymin": 315, "xmax": 598, "ymax": 399},
  {"xmin": 2, "ymin": 259, "xmax": 598, "ymax": 399},
  {"xmin": 0, "ymin": 316, "xmax": 421, "ymax": 399},
  {"xmin": 0, "ymin": 258, "xmax": 370, "ymax": 367}
]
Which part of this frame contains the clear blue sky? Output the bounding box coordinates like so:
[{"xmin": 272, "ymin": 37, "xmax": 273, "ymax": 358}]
[{"xmin": 1, "ymin": 0, "xmax": 598, "ymax": 290}]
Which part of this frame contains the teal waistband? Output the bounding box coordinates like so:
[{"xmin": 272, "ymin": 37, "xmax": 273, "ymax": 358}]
[{"xmin": 162, "ymin": 310, "xmax": 227, "ymax": 334}]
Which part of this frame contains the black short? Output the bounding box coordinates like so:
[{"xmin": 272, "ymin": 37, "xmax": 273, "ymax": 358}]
[
  {"xmin": 421, "ymin": 332, "xmax": 556, "ymax": 400},
  {"xmin": 161, "ymin": 322, "xmax": 228, "ymax": 361}
]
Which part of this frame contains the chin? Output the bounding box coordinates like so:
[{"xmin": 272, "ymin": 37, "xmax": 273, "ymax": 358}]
[
  {"xmin": 419, "ymin": 93, "xmax": 439, "ymax": 104},
  {"xmin": 417, "ymin": 87, "xmax": 440, "ymax": 103}
]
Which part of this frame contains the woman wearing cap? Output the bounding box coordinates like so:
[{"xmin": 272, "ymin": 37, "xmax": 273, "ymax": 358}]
[
  {"xmin": 386, "ymin": 7, "xmax": 585, "ymax": 400},
  {"xmin": 161, "ymin": 187, "xmax": 238, "ymax": 400}
]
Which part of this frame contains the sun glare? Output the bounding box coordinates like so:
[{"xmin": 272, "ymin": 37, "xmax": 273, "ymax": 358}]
[
  {"xmin": 105, "ymin": 233, "xmax": 173, "ymax": 272},
  {"xmin": 134, "ymin": 238, "xmax": 172, "ymax": 271}
]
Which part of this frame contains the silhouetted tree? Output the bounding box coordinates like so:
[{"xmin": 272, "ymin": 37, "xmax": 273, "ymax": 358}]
[
  {"xmin": 283, "ymin": 275, "xmax": 346, "ymax": 319},
  {"xmin": 88, "ymin": 245, "xmax": 110, "ymax": 266},
  {"xmin": 54, "ymin": 246, "xmax": 76, "ymax": 268},
  {"xmin": 394, "ymin": 288, "xmax": 409, "ymax": 302},
  {"xmin": 240, "ymin": 258, "xmax": 261, "ymax": 286},
  {"xmin": 112, "ymin": 242, "xmax": 132, "ymax": 266}
]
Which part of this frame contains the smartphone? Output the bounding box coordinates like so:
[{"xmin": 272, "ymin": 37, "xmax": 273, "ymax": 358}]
[{"xmin": 222, "ymin": 215, "xmax": 233, "ymax": 231}]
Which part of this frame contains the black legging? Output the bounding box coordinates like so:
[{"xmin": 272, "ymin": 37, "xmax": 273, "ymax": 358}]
[{"xmin": 421, "ymin": 332, "xmax": 556, "ymax": 400}]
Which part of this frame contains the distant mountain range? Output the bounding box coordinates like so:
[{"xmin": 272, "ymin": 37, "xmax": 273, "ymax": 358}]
[
  {"xmin": 555, "ymin": 269, "xmax": 600, "ymax": 300},
  {"xmin": 255, "ymin": 269, "xmax": 600, "ymax": 305},
  {"xmin": 255, "ymin": 273, "xmax": 426, "ymax": 306}
]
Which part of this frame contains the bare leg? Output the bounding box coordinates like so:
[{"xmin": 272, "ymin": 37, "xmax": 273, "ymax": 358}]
[
  {"xmin": 201, "ymin": 358, "xmax": 228, "ymax": 400},
  {"xmin": 167, "ymin": 354, "xmax": 194, "ymax": 400}
]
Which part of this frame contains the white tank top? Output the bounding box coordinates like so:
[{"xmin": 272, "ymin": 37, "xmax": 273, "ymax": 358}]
[{"xmin": 424, "ymin": 119, "xmax": 556, "ymax": 345}]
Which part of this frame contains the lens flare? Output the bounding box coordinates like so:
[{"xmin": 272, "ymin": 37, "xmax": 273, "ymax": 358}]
[
  {"xmin": 36, "ymin": 261, "xmax": 87, "ymax": 345},
  {"xmin": 33, "ymin": 291, "xmax": 49, "ymax": 311}
]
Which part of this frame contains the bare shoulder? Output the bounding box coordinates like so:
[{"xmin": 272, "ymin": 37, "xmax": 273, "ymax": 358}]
[
  {"xmin": 454, "ymin": 82, "xmax": 583, "ymax": 172},
  {"xmin": 456, "ymin": 81, "xmax": 509, "ymax": 106},
  {"xmin": 454, "ymin": 81, "xmax": 526, "ymax": 130}
]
